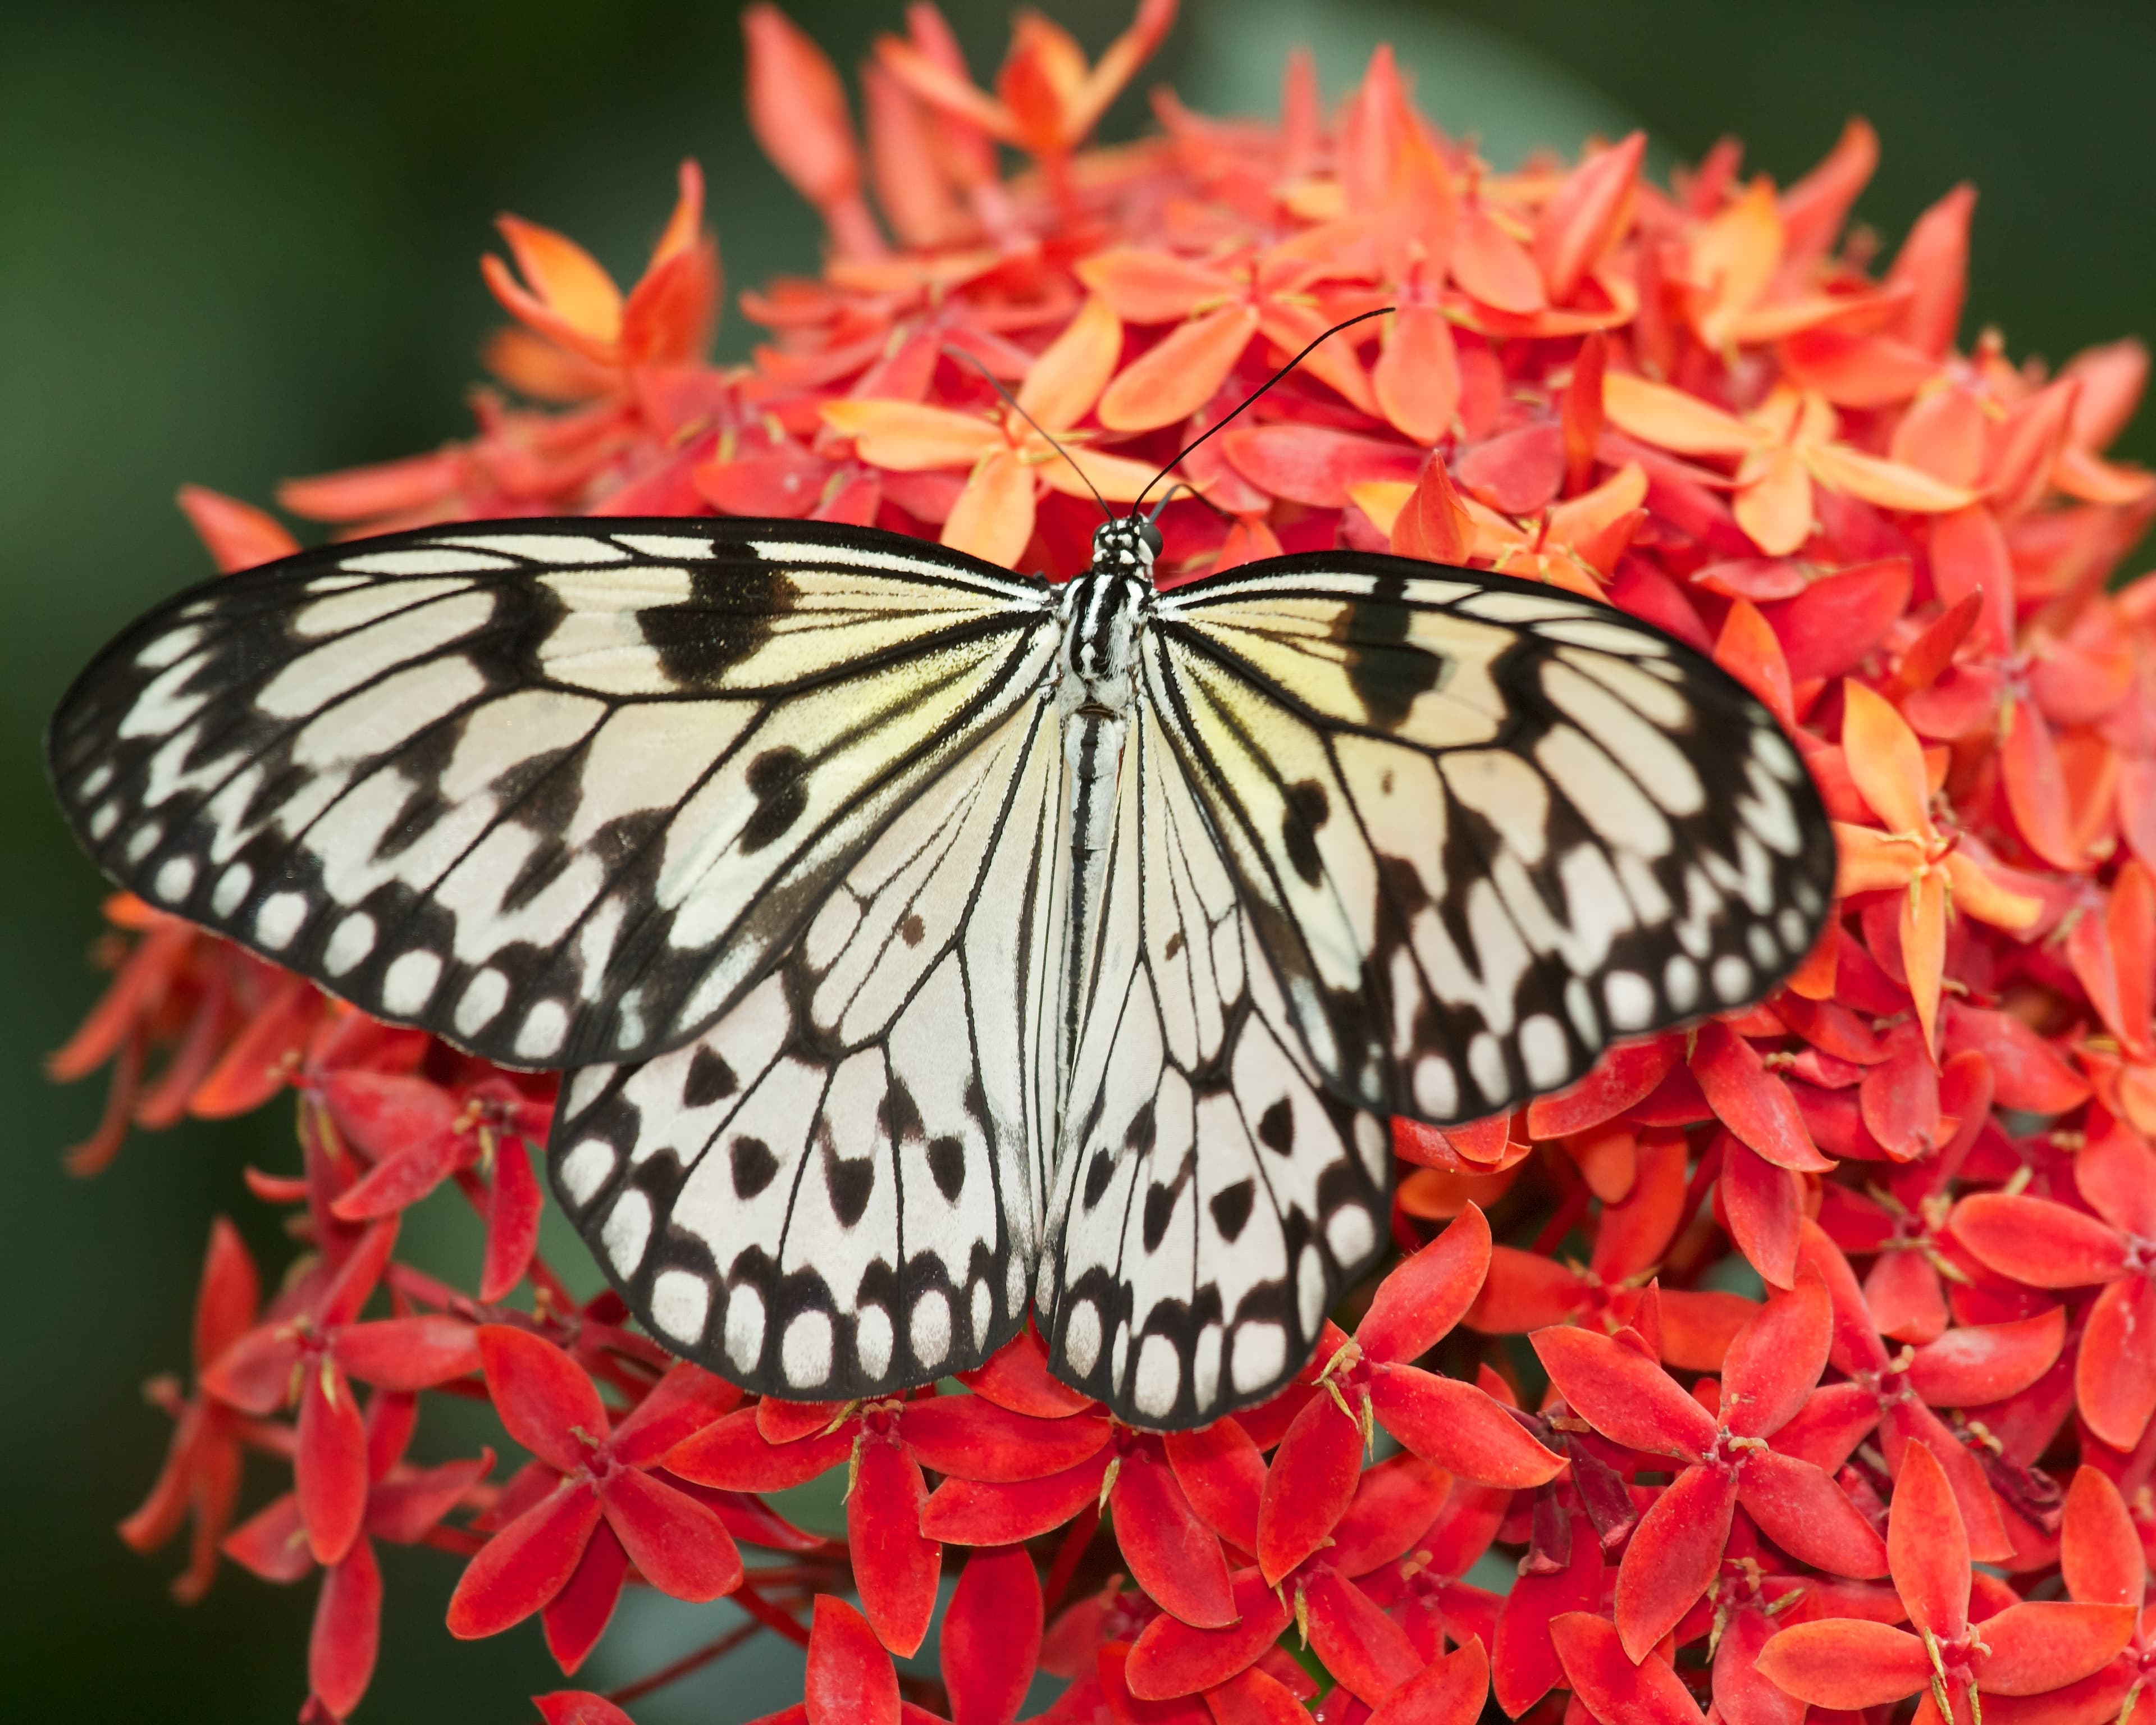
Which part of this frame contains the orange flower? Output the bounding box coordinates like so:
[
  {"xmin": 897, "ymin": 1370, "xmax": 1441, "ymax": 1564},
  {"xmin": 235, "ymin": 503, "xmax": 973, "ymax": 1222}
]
[
  {"xmin": 478, "ymin": 159, "xmax": 720, "ymax": 395},
  {"xmin": 875, "ymin": 0, "xmax": 1176, "ymax": 193},
  {"xmin": 820, "ymin": 296, "xmax": 1153, "ymax": 567},
  {"xmin": 1353, "ymin": 461, "xmax": 1647, "ymax": 599},
  {"xmin": 1833, "ymin": 680, "xmax": 2042, "ymax": 1047},
  {"xmin": 1604, "ymin": 373, "xmax": 1975, "ymax": 554}
]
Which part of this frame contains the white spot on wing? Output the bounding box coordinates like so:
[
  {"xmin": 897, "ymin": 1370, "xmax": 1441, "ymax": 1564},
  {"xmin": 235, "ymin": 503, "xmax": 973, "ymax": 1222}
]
[
  {"xmin": 440, "ymin": 533, "xmax": 627, "ymax": 563},
  {"xmin": 455, "ymin": 968, "xmax": 510, "ymax": 1037},
  {"xmin": 1134, "ymin": 1335, "xmax": 1180, "ymax": 1418},
  {"xmin": 856, "ymin": 1305, "xmax": 894, "ymax": 1380},
  {"xmin": 1231, "ymin": 1321, "xmax": 1286, "ymax": 1394},
  {"xmin": 212, "ymin": 862, "xmax": 253, "ymax": 916},
  {"xmin": 1063, "ymin": 1300, "xmax": 1101, "ymax": 1375},
  {"xmin": 602, "ymin": 1189, "xmax": 652, "ymax": 1274},
  {"xmin": 381, "ymin": 950, "xmax": 443, "ymax": 1016},
  {"xmin": 515, "ymin": 1000, "xmax": 569, "ymax": 1060},
  {"xmin": 911, "ymin": 1288, "xmax": 952, "ymax": 1370},
  {"xmin": 324, "ymin": 913, "xmax": 376, "ymax": 976},
  {"xmin": 1520, "ymin": 1013, "xmax": 1570, "ymax": 1088},
  {"xmin": 557, "ymin": 1139, "xmax": 615, "ymax": 1207},
  {"xmin": 782, "ymin": 1311, "xmax": 833, "ymax": 1386},
  {"xmin": 650, "ymin": 1270, "xmax": 711, "ymax": 1345},
  {"xmin": 336, "ymin": 548, "xmax": 514, "ymax": 575},
  {"xmin": 725, "ymin": 1284, "xmax": 765, "ymax": 1371},
  {"xmin": 254, "ymin": 891, "xmax": 307, "ymax": 950}
]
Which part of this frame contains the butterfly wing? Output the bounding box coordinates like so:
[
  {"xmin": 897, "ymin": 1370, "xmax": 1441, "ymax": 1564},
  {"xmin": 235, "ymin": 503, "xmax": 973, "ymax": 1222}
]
[
  {"xmin": 1040, "ymin": 685, "xmax": 1391, "ymax": 1426},
  {"xmin": 47, "ymin": 519, "xmax": 1059, "ymax": 1070},
  {"xmin": 1043, "ymin": 554, "xmax": 1834, "ymax": 1425},
  {"xmin": 548, "ymin": 691, "xmax": 1068, "ymax": 1395},
  {"xmin": 1150, "ymin": 555, "xmax": 1834, "ymax": 1121}
]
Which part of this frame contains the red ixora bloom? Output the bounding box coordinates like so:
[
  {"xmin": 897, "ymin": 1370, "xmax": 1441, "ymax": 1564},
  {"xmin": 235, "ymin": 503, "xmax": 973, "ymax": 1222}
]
[{"xmin": 48, "ymin": 0, "xmax": 2156, "ymax": 1720}]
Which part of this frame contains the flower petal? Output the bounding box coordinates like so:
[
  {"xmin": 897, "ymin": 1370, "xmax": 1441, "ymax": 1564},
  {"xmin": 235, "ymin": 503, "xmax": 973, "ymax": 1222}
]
[
  {"xmin": 1976, "ymin": 1602, "xmax": 2137, "ymax": 1695},
  {"xmin": 474, "ymin": 1326, "xmax": 607, "ymax": 1473},
  {"xmin": 309, "ymin": 1536, "xmax": 382, "ymax": 1719},
  {"xmin": 805, "ymin": 1595, "xmax": 900, "ymax": 1725},
  {"xmin": 1356, "ymin": 1204, "xmax": 1490, "ymax": 1364},
  {"xmin": 1304, "ymin": 1569, "xmax": 1422, "ymax": 1705},
  {"xmin": 2061, "ymin": 1467, "xmax": 2145, "ymax": 1608},
  {"xmin": 1258, "ymin": 1389, "xmax": 1367, "ymax": 1584},
  {"xmin": 1614, "ymin": 1463, "xmax": 1737, "ymax": 1659},
  {"xmin": 943, "ymin": 1545, "xmax": 1042, "ymax": 1725},
  {"xmin": 1603, "ymin": 372, "xmax": 1755, "ymax": 456},
  {"xmin": 1754, "ymin": 1619, "xmax": 1931, "ymax": 1708},
  {"xmin": 1367, "ymin": 1364, "xmax": 1565, "ymax": 1485},
  {"xmin": 1126, "ymin": 1568, "xmax": 1290, "ymax": 1700},
  {"xmin": 1889, "ymin": 1441, "xmax": 1970, "ymax": 1641},
  {"xmin": 1551, "ymin": 1611, "xmax": 1705, "ymax": 1725},
  {"xmin": 1097, "ymin": 306, "xmax": 1259, "ymax": 433},
  {"xmin": 1532, "ymin": 1326, "xmax": 1719, "ymax": 1459},
  {"xmin": 597, "ymin": 1468, "xmax": 742, "ymax": 1603},
  {"xmin": 848, "ymin": 1440, "xmax": 942, "ymax": 1656},
  {"xmin": 446, "ymin": 1481, "xmax": 601, "ymax": 1639}
]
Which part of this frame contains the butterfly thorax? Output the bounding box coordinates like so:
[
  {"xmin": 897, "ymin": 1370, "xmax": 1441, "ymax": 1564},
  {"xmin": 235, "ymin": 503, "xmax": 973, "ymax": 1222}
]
[{"xmin": 1056, "ymin": 518, "xmax": 1157, "ymax": 720}]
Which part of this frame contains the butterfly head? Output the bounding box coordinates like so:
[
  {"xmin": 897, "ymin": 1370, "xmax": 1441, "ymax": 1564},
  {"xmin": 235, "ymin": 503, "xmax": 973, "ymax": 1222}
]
[{"xmin": 1089, "ymin": 515, "xmax": 1161, "ymax": 579}]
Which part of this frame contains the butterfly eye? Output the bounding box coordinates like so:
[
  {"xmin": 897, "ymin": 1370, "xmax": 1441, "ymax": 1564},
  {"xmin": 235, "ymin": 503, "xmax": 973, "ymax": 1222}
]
[{"xmin": 1139, "ymin": 519, "xmax": 1164, "ymax": 559}]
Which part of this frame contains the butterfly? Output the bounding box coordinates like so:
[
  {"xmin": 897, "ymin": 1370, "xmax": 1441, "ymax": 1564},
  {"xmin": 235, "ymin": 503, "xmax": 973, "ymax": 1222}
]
[{"xmin": 46, "ymin": 331, "xmax": 1834, "ymax": 1428}]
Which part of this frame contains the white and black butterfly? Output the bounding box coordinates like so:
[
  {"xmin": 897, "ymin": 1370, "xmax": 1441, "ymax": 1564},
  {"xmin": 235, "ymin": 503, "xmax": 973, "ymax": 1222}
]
[{"xmin": 49, "ymin": 490, "xmax": 1832, "ymax": 1428}]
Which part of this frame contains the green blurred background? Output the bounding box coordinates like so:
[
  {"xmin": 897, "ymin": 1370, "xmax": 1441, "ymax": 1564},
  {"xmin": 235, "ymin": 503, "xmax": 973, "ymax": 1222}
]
[{"xmin": 3, "ymin": 1, "xmax": 2150, "ymax": 1718}]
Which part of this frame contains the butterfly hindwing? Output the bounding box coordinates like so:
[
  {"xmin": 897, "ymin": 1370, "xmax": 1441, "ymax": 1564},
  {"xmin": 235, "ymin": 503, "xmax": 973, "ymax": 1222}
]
[
  {"xmin": 1040, "ymin": 687, "xmax": 1390, "ymax": 1426},
  {"xmin": 1152, "ymin": 555, "xmax": 1836, "ymax": 1124},
  {"xmin": 549, "ymin": 691, "xmax": 1069, "ymax": 1398},
  {"xmin": 47, "ymin": 520, "xmax": 1058, "ymax": 1071}
]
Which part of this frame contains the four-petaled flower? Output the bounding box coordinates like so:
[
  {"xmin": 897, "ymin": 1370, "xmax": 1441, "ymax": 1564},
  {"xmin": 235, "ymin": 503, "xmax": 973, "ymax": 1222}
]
[
  {"xmin": 445, "ymin": 1328, "xmax": 742, "ymax": 1642},
  {"xmin": 1757, "ymin": 1442, "xmax": 2136, "ymax": 1722}
]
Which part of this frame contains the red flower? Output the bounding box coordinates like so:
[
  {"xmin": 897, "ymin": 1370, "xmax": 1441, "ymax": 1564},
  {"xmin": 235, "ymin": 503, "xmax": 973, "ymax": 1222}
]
[
  {"xmin": 323, "ymin": 1067, "xmax": 555, "ymax": 1302},
  {"xmin": 117, "ymin": 1218, "xmax": 262, "ymax": 1600},
  {"xmin": 1787, "ymin": 1220, "xmax": 2061, "ymax": 1561},
  {"xmin": 1953, "ymin": 1121, "xmax": 2156, "ymax": 1450},
  {"xmin": 1536, "ymin": 1273, "xmax": 1888, "ymax": 1659},
  {"xmin": 446, "ymin": 1328, "xmax": 742, "ymax": 1643},
  {"xmin": 1257, "ymin": 1207, "xmax": 1564, "ymax": 1585},
  {"xmin": 223, "ymin": 1391, "xmax": 490, "ymax": 1719},
  {"xmin": 1757, "ymin": 1443, "xmax": 2135, "ymax": 1721},
  {"xmin": 201, "ymin": 1221, "xmax": 479, "ymax": 1566},
  {"xmin": 670, "ymin": 1327, "xmax": 1104, "ymax": 1651}
]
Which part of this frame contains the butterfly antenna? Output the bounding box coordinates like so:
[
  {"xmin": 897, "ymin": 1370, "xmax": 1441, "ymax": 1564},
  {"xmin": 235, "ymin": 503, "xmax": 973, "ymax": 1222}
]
[
  {"xmin": 1131, "ymin": 307, "xmax": 1394, "ymax": 519},
  {"xmin": 942, "ymin": 344, "xmax": 1114, "ymax": 521},
  {"xmin": 1147, "ymin": 481, "xmax": 1232, "ymax": 525}
]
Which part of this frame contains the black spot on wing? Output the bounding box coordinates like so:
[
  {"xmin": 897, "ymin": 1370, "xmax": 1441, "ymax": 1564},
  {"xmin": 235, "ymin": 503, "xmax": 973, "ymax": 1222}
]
[
  {"xmin": 926, "ymin": 1135, "xmax": 966, "ymax": 1201},
  {"xmin": 636, "ymin": 557, "xmax": 797, "ymax": 687},
  {"xmin": 1335, "ymin": 575, "xmax": 1443, "ymax": 729},
  {"xmin": 1209, "ymin": 1179, "xmax": 1255, "ymax": 1243},
  {"xmin": 741, "ymin": 747, "xmax": 810, "ymax": 852},
  {"xmin": 730, "ymin": 1135, "xmax": 779, "ymax": 1198},
  {"xmin": 684, "ymin": 1047, "xmax": 738, "ymax": 1108},
  {"xmin": 1282, "ymin": 778, "xmax": 1330, "ymax": 886},
  {"xmin": 827, "ymin": 1150, "xmax": 874, "ymax": 1228},
  {"xmin": 1256, "ymin": 1098, "xmax": 1295, "ymax": 1157}
]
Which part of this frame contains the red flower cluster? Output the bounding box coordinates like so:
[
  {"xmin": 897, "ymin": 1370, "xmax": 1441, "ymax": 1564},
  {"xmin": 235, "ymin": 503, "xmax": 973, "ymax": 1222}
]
[{"xmin": 56, "ymin": 2, "xmax": 2156, "ymax": 1722}]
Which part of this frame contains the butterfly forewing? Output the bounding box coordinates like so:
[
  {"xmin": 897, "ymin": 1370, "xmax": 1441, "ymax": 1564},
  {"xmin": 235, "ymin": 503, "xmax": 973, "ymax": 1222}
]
[
  {"xmin": 1153, "ymin": 556, "xmax": 1837, "ymax": 1125},
  {"xmin": 47, "ymin": 521, "xmax": 1058, "ymax": 1071}
]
